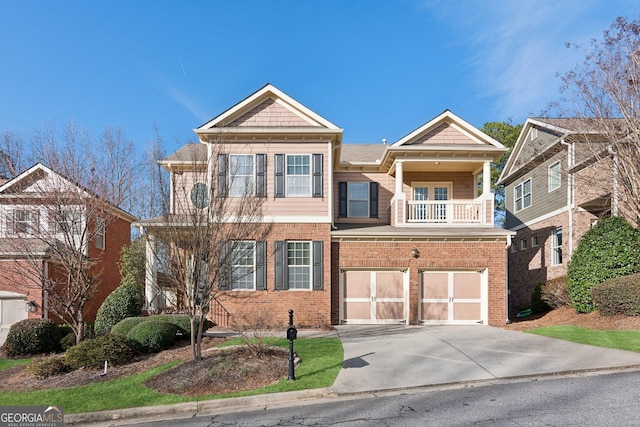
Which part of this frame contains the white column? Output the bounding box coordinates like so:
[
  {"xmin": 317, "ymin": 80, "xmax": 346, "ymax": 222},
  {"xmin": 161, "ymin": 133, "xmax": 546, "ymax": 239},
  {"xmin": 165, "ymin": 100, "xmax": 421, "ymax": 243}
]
[
  {"xmin": 145, "ymin": 233, "xmax": 160, "ymax": 311},
  {"xmin": 483, "ymin": 161, "xmax": 491, "ymax": 197},
  {"xmin": 395, "ymin": 161, "xmax": 405, "ymax": 198}
]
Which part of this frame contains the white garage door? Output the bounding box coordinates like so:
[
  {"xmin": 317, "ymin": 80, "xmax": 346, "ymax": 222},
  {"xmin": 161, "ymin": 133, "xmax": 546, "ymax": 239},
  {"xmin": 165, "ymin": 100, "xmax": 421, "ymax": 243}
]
[
  {"xmin": 419, "ymin": 270, "xmax": 487, "ymax": 325},
  {"xmin": 0, "ymin": 292, "xmax": 28, "ymax": 345},
  {"xmin": 340, "ymin": 270, "xmax": 408, "ymax": 325}
]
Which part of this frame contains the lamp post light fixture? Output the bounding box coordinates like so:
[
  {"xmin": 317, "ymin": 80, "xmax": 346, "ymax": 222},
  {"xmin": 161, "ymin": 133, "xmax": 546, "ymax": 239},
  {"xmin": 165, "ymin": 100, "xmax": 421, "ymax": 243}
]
[{"xmin": 26, "ymin": 300, "xmax": 39, "ymax": 313}]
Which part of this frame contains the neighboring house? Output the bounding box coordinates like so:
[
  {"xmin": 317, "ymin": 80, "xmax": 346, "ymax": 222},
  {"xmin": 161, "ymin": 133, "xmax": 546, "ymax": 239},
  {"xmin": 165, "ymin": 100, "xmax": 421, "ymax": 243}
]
[
  {"xmin": 0, "ymin": 163, "xmax": 136, "ymax": 344},
  {"xmin": 137, "ymin": 84, "xmax": 513, "ymax": 327},
  {"xmin": 498, "ymin": 118, "xmax": 618, "ymax": 316}
]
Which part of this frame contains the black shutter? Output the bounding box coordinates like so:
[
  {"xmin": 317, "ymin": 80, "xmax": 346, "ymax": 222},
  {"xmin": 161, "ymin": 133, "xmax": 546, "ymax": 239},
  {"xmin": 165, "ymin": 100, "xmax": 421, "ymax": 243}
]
[
  {"xmin": 312, "ymin": 241, "xmax": 323, "ymax": 290},
  {"xmin": 312, "ymin": 153, "xmax": 323, "ymax": 198},
  {"xmin": 217, "ymin": 154, "xmax": 228, "ymax": 197},
  {"xmin": 255, "ymin": 241, "xmax": 266, "ymax": 290},
  {"xmin": 369, "ymin": 182, "xmax": 379, "ymax": 218},
  {"xmin": 256, "ymin": 154, "xmax": 267, "ymax": 198},
  {"xmin": 217, "ymin": 241, "xmax": 230, "ymax": 290},
  {"xmin": 274, "ymin": 154, "xmax": 285, "ymax": 198},
  {"xmin": 274, "ymin": 240, "xmax": 287, "ymax": 290},
  {"xmin": 338, "ymin": 182, "xmax": 347, "ymax": 217}
]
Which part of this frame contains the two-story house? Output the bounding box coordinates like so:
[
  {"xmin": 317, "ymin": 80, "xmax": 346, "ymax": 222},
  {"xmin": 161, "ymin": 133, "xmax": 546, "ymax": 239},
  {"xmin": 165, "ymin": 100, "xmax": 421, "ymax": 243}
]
[
  {"xmin": 137, "ymin": 84, "xmax": 513, "ymax": 327},
  {"xmin": 498, "ymin": 118, "xmax": 618, "ymax": 315},
  {"xmin": 0, "ymin": 163, "xmax": 136, "ymax": 343}
]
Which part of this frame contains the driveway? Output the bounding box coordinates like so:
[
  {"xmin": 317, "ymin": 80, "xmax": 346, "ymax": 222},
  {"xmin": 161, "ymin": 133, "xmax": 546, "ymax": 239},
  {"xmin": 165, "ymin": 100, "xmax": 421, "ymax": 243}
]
[{"xmin": 331, "ymin": 325, "xmax": 640, "ymax": 393}]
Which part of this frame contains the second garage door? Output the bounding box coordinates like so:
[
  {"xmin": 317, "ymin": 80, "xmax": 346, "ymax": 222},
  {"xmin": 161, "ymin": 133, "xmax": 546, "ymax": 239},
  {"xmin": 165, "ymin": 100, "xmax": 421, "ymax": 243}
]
[
  {"xmin": 419, "ymin": 270, "xmax": 487, "ymax": 325},
  {"xmin": 340, "ymin": 270, "xmax": 408, "ymax": 325}
]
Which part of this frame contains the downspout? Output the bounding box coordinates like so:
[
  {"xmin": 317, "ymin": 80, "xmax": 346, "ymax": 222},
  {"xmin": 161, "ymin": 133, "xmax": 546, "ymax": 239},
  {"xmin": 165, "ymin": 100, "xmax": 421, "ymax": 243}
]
[
  {"xmin": 505, "ymin": 233, "xmax": 511, "ymax": 324},
  {"xmin": 607, "ymin": 145, "xmax": 619, "ymax": 216},
  {"xmin": 330, "ymin": 142, "xmax": 337, "ymax": 230},
  {"xmin": 560, "ymin": 137, "xmax": 574, "ymax": 257}
]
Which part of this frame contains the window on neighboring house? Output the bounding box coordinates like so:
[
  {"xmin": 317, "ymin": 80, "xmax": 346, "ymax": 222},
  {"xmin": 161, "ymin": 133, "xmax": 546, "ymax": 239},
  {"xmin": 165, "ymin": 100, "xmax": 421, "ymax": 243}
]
[
  {"xmin": 217, "ymin": 154, "xmax": 267, "ymax": 198},
  {"xmin": 54, "ymin": 209, "xmax": 80, "ymax": 234},
  {"xmin": 95, "ymin": 219, "xmax": 105, "ymax": 250},
  {"xmin": 274, "ymin": 240, "xmax": 323, "ymax": 290},
  {"xmin": 520, "ymin": 238, "xmax": 527, "ymax": 250},
  {"xmin": 532, "ymin": 235, "xmax": 538, "ymax": 247},
  {"xmin": 10, "ymin": 209, "xmax": 39, "ymax": 234},
  {"xmin": 514, "ymin": 179, "xmax": 532, "ymax": 212},
  {"xmin": 338, "ymin": 182, "xmax": 379, "ymax": 218},
  {"xmin": 511, "ymin": 243, "xmax": 517, "ymax": 253},
  {"xmin": 552, "ymin": 227, "xmax": 562, "ymax": 265},
  {"xmin": 274, "ymin": 154, "xmax": 323, "ymax": 198},
  {"xmin": 548, "ymin": 161, "xmax": 561, "ymax": 192}
]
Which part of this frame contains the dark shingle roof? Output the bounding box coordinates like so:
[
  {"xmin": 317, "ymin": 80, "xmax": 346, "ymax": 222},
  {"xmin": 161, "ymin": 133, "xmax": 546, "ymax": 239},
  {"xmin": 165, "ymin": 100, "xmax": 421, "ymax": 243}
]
[
  {"xmin": 163, "ymin": 144, "xmax": 208, "ymax": 163},
  {"xmin": 340, "ymin": 144, "xmax": 387, "ymax": 164}
]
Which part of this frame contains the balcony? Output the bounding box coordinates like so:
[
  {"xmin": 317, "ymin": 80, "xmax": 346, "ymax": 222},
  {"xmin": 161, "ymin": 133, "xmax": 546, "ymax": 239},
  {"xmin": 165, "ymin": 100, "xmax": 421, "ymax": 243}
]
[{"xmin": 392, "ymin": 195, "xmax": 494, "ymax": 227}]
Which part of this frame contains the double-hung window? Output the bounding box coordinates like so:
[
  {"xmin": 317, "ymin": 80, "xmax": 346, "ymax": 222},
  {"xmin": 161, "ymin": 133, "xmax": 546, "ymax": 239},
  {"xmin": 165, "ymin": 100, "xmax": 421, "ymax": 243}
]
[
  {"xmin": 231, "ymin": 241, "xmax": 256, "ymax": 290},
  {"xmin": 548, "ymin": 161, "xmax": 561, "ymax": 192},
  {"xmin": 274, "ymin": 154, "xmax": 323, "ymax": 198},
  {"xmin": 287, "ymin": 241, "xmax": 311, "ymax": 290},
  {"xmin": 286, "ymin": 155, "xmax": 311, "ymax": 197},
  {"xmin": 274, "ymin": 240, "xmax": 323, "ymax": 290},
  {"xmin": 552, "ymin": 227, "xmax": 563, "ymax": 265},
  {"xmin": 95, "ymin": 219, "xmax": 106, "ymax": 250},
  {"xmin": 229, "ymin": 155, "xmax": 255, "ymax": 197},
  {"xmin": 10, "ymin": 209, "xmax": 39, "ymax": 234},
  {"xmin": 338, "ymin": 181, "xmax": 379, "ymax": 218},
  {"xmin": 514, "ymin": 178, "xmax": 532, "ymax": 212}
]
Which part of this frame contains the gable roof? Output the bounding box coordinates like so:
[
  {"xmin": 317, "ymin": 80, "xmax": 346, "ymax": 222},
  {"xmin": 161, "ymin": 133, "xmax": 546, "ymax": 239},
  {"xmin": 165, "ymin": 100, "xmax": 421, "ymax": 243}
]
[
  {"xmin": 392, "ymin": 110, "xmax": 506, "ymax": 149},
  {"xmin": 197, "ymin": 84, "xmax": 342, "ymax": 131},
  {"xmin": 0, "ymin": 163, "xmax": 137, "ymax": 222}
]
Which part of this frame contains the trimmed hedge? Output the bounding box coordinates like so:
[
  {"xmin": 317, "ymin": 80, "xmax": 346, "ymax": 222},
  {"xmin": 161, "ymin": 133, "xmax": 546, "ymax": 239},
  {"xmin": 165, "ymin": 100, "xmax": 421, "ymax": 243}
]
[
  {"xmin": 94, "ymin": 277, "xmax": 144, "ymax": 336},
  {"xmin": 153, "ymin": 314, "xmax": 213, "ymax": 337},
  {"xmin": 65, "ymin": 334, "xmax": 140, "ymax": 370},
  {"xmin": 126, "ymin": 320, "xmax": 178, "ymax": 353},
  {"xmin": 110, "ymin": 317, "xmax": 149, "ymax": 337},
  {"xmin": 28, "ymin": 355, "xmax": 71, "ymax": 379},
  {"xmin": 3, "ymin": 319, "xmax": 61, "ymax": 357},
  {"xmin": 592, "ymin": 273, "xmax": 640, "ymax": 316},
  {"xmin": 567, "ymin": 217, "xmax": 640, "ymax": 313}
]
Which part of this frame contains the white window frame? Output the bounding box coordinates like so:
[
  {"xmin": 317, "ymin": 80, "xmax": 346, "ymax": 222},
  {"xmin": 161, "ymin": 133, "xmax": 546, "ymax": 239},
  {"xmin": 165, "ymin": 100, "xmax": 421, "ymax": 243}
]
[
  {"xmin": 532, "ymin": 235, "xmax": 538, "ymax": 247},
  {"xmin": 287, "ymin": 241, "xmax": 311, "ymax": 290},
  {"xmin": 285, "ymin": 154, "xmax": 311, "ymax": 197},
  {"xmin": 95, "ymin": 219, "xmax": 106, "ymax": 250},
  {"xmin": 520, "ymin": 238, "xmax": 527, "ymax": 250},
  {"xmin": 55, "ymin": 209, "xmax": 81, "ymax": 234},
  {"xmin": 229, "ymin": 154, "xmax": 255, "ymax": 197},
  {"xmin": 514, "ymin": 178, "xmax": 532, "ymax": 212},
  {"xmin": 14, "ymin": 209, "xmax": 33, "ymax": 234},
  {"xmin": 548, "ymin": 161, "xmax": 561, "ymax": 192},
  {"xmin": 231, "ymin": 241, "xmax": 256, "ymax": 291},
  {"xmin": 347, "ymin": 182, "xmax": 369, "ymax": 218},
  {"xmin": 511, "ymin": 242, "xmax": 517, "ymax": 253},
  {"xmin": 552, "ymin": 227, "xmax": 563, "ymax": 266}
]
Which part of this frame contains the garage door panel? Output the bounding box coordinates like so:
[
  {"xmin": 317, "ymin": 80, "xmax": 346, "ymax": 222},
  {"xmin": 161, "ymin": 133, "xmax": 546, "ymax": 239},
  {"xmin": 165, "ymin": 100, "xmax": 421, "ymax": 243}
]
[
  {"xmin": 344, "ymin": 272, "xmax": 371, "ymax": 298},
  {"xmin": 343, "ymin": 301, "xmax": 371, "ymax": 320},
  {"xmin": 453, "ymin": 302, "xmax": 481, "ymax": 320},
  {"xmin": 376, "ymin": 272, "xmax": 404, "ymax": 298},
  {"xmin": 453, "ymin": 273, "xmax": 481, "ymax": 299},
  {"xmin": 422, "ymin": 302, "xmax": 448, "ymax": 320},
  {"xmin": 377, "ymin": 302, "xmax": 404, "ymax": 320},
  {"xmin": 421, "ymin": 273, "xmax": 448, "ymax": 299}
]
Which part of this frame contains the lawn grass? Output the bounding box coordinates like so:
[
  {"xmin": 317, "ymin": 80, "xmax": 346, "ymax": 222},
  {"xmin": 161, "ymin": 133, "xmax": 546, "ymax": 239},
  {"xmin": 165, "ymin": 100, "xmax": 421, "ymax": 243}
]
[
  {"xmin": 0, "ymin": 358, "xmax": 31, "ymax": 371},
  {"xmin": 0, "ymin": 337, "xmax": 343, "ymax": 414},
  {"xmin": 526, "ymin": 326, "xmax": 640, "ymax": 352}
]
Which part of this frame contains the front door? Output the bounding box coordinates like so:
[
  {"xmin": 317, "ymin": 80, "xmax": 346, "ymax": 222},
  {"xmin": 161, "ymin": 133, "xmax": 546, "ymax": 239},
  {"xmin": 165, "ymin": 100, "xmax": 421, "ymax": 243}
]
[
  {"xmin": 341, "ymin": 270, "xmax": 408, "ymax": 324},
  {"xmin": 412, "ymin": 183, "xmax": 451, "ymax": 221}
]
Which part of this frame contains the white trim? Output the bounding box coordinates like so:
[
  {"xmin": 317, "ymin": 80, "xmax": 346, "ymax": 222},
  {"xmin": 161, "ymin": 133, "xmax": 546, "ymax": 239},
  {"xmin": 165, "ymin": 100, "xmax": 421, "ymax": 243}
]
[
  {"xmin": 548, "ymin": 161, "xmax": 561, "ymax": 192},
  {"xmin": 514, "ymin": 178, "xmax": 532, "ymax": 212},
  {"xmin": 285, "ymin": 153, "xmax": 312, "ymax": 197}
]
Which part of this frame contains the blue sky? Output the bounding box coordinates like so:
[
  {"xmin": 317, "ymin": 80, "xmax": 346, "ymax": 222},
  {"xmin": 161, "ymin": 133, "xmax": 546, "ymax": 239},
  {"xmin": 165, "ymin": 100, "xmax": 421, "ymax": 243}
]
[{"xmin": 1, "ymin": 1, "xmax": 638, "ymax": 153}]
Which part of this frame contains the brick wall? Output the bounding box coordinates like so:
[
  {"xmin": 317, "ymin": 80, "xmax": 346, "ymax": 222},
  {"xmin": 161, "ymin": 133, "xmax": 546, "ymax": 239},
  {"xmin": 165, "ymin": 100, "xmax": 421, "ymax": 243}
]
[
  {"xmin": 0, "ymin": 259, "xmax": 44, "ymax": 319},
  {"xmin": 332, "ymin": 239, "xmax": 507, "ymax": 326}
]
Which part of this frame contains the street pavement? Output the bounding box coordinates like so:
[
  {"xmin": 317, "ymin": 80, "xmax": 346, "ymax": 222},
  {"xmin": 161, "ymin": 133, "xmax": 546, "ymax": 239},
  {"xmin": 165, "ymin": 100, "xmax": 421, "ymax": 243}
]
[{"xmin": 67, "ymin": 325, "xmax": 640, "ymax": 426}]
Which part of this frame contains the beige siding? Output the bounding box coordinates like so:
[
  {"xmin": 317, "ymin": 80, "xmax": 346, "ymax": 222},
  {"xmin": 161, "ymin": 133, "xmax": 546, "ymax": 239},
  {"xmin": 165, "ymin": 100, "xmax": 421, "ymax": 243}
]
[
  {"xmin": 411, "ymin": 123, "xmax": 472, "ymax": 145},
  {"xmin": 334, "ymin": 171, "xmax": 393, "ymax": 224},
  {"xmin": 224, "ymin": 98, "xmax": 316, "ymax": 127}
]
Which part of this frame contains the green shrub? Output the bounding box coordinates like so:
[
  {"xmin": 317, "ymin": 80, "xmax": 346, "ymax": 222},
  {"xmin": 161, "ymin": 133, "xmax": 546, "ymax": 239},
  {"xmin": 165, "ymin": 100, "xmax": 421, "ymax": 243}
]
[
  {"xmin": 531, "ymin": 283, "xmax": 550, "ymax": 314},
  {"xmin": 28, "ymin": 355, "xmax": 71, "ymax": 379},
  {"xmin": 126, "ymin": 320, "xmax": 178, "ymax": 353},
  {"xmin": 540, "ymin": 276, "xmax": 571, "ymax": 309},
  {"xmin": 59, "ymin": 332, "xmax": 77, "ymax": 351},
  {"xmin": 94, "ymin": 277, "xmax": 144, "ymax": 335},
  {"xmin": 154, "ymin": 314, "xmax": 213, "ymax": 337},
  {"xmin": 3, "ymin": 319, "xmax": 61, "ymax": 357},
  {"xmin": 592, "ymin": 273, "xmax": 640, "ymax": 316},
  {"xmin": 110, "ymin": 316, "xmax": 148, "ymax": 337},
  {"xmin": 65, "ymin": 334, "xmax": 140, "ymax": 370},
  {"xmin": 567, "ymin": 217, "xmax": 640, "ymax": 313}
]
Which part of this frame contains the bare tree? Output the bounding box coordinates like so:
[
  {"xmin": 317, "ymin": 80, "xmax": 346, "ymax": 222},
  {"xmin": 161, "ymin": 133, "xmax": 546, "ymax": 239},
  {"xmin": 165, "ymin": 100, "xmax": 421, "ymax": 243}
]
[
  {"xmin": 0, "ymin": 122, "xmax": 138, "ymax": 343},
  {"xmin": 141, "ymin": 139, "xmax": 271, "ymax": 361},
  {"xmin": 552, "ymin": 16, "xmax": 640, "ymax": 223}
]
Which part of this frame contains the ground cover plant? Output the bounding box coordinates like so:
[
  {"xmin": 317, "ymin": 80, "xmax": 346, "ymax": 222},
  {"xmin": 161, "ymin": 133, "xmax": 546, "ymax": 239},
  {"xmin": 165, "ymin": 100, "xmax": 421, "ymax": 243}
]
[{"xmin": 0, "ymin": 336, "xmax": 342, "ymax": 414}]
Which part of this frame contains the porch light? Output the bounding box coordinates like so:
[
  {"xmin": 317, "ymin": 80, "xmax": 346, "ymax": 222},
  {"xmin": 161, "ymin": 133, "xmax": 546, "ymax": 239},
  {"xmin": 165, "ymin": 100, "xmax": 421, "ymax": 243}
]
[
  {"xmin": 411, "ymin": 248, "xmax": 420, "ymax": 258},
  {"xmin": 26, "ymin": 300, "xmax": 39, "ymax": 313}
]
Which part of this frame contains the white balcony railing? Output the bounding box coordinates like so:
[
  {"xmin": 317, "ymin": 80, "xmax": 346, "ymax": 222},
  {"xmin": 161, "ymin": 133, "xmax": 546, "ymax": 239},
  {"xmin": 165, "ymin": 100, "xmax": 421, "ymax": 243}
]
[{"xmin": 406, "ymin": 199, "xmax": 484, "ymax": 224}]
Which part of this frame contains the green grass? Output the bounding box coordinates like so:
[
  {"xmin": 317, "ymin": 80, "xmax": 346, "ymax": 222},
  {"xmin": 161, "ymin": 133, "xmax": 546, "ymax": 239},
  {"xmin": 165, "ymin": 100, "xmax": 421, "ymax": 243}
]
[
  {"xmin": 526, "ymin": 326, "xmax": 640, "ymax": 352},
  {"xmin": 0, "ymin": 358, "xmax": 32, "ymax": 371},
  {"xmin": 0, "ymin": 337, "xmax": 343, "ymax": 414}
]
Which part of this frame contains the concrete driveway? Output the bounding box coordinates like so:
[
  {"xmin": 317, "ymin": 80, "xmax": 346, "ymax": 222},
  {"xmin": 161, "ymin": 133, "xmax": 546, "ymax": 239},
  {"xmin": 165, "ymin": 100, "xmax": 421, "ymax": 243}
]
[{"xmin": 331, "ymin": 325, "xmax": 640, "ymax": 393}]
